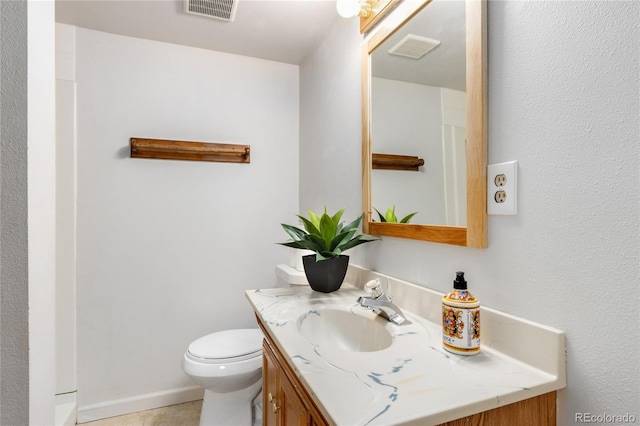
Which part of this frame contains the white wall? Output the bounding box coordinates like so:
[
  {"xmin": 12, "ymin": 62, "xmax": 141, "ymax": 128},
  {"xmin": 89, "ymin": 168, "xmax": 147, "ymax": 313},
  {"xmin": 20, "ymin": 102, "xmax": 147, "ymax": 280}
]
[
  {"xmin": 0, "ymin": 2, "xmax": 30, "ymax": 425},
  {"xmin": 56, "ymin": 24, "xmax": 78, "ymax": 398},
  {"xmin": 300, "ymin": 1, "xmax": 639, "ymax": 424},
  {"xmin": 72, "ymin": 28, "xmax": 298, "ymax": 420},
  {"xmin": 2, "ymin": 3, "xmax": 57, "ymax": 424},
  {"xmin": 28, "ymin": 1, "xmax": 57, "ymax": 424},
  {"xmin": 299, "ymin": 17, "xmax": 363, "ymax": 224}
]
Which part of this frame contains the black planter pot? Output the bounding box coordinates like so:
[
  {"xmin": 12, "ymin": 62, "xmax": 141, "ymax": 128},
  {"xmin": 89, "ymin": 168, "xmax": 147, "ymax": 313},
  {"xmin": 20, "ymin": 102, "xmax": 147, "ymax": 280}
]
[{"xmin": 302, "ymin": 254, "xmax": 349, "ymax": 293}]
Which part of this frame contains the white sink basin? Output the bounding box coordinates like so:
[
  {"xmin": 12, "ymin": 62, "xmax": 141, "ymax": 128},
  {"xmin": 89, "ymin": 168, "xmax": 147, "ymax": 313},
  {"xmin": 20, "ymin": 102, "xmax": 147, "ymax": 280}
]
[{"xmin": 297, "ymin": 307, "xmax": 393, "ymax": 352}]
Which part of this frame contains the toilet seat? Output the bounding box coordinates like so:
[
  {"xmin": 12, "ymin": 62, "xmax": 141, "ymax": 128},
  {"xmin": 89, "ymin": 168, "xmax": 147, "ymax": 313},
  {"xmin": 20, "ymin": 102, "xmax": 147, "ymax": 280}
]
[{"xmin": 187, "ymin": 328, "xmax": 263, "ymax": 364}]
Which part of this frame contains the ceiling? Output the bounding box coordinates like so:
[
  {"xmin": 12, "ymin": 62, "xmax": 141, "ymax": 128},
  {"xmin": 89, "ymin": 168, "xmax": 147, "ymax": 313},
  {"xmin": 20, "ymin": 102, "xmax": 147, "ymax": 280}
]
[
  {"xmin": 55, "ymin": 0, "xmax": 342, "ymax": 65},
  {"xmin": 55, "ymin": 0, "xmax": 466, "ymax": 89},
  {"xmin": 372, "ymin": 0, "xmax": 466, "ymax": 91}
]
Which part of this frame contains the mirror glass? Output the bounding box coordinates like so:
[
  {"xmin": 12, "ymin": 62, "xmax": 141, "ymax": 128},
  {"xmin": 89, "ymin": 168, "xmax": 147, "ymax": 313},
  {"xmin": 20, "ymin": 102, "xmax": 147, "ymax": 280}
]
[
  {"xmin": 371, "ymin": 0, "xmax": 466, "ymax": 227},
  {"xmin": 362, "ymin": 0, "xmax": 487, "ymax": 247}
]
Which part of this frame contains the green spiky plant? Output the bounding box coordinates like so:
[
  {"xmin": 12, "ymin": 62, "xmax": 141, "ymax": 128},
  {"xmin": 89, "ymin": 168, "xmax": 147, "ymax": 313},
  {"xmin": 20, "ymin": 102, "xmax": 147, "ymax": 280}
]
[
  {"xmin": 374, "ymin": 205, "xmax": 418, "ymax": 224},
  {"xmin": 279, "ymin": 208, "xmax": 378, "ymax": 261}
]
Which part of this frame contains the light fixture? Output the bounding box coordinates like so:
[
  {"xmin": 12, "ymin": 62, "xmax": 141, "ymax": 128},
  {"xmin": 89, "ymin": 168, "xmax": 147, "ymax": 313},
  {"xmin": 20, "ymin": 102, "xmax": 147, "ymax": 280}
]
[{"xmin": 336, "ymin": 0, "xmax": 377, "ymax": 18}]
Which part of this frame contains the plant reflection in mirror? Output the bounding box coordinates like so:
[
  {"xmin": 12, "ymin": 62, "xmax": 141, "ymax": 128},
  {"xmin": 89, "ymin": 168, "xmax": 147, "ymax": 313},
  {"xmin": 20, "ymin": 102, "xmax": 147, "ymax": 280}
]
[{"xmin": 374, "ymin": 205, "xmax": 418, "ymax": 223}]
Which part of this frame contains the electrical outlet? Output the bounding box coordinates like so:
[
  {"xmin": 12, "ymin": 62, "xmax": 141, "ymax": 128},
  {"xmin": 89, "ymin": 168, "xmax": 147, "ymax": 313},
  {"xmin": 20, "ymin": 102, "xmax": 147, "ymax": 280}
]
[
  {"xmin": 488, "ymin": 161, "xmax": 517, "ymax": 215},
  {"xmin": 494, "ymin": 190, "xmax": 507, "ymax": 203}
]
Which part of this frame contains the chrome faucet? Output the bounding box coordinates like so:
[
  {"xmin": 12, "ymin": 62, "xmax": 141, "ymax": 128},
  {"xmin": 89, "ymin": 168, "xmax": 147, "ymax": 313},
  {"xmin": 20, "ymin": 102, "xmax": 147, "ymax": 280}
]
[{"xmin": 357, "ymin": 278, "xmax": 412, "ymax": 325}]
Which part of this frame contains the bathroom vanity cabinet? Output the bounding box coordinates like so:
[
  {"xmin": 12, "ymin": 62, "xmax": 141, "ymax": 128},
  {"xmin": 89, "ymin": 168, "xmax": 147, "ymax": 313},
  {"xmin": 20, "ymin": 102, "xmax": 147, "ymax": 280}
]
[
  {"xmin": 247, "ymin": 270, "xmax": 565, "ymax": 425},
  {"xmin": 259, "ymin": 317, "xmax": 556, "ymax": 426},
  {"xmin": 262, "ymin": 328, "xmax": 328, "ymax": 426}
]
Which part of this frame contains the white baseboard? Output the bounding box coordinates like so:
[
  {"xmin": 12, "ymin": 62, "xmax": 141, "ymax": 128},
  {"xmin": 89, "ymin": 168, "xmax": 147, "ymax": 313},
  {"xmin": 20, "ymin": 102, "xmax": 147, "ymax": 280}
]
[
  {"xmin": 76, "ymin": 386, "xmax": 204, "ymax": 424},
  {"xmin": 55, "ymin": 392, "xmax": 77, "ymax": 426}
]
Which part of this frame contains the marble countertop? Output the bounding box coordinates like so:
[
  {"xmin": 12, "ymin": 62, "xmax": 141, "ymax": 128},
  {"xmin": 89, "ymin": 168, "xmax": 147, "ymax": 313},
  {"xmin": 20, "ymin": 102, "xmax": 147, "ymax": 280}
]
[{"xmin": 246, "ymin": 267, "xmax": 566, "ymax": 425}]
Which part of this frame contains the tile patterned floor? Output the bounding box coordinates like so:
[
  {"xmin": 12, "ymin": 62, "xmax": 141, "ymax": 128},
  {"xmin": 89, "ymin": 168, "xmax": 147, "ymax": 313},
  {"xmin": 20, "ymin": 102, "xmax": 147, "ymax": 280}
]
[{"xmin": 80, "ymin": 400, "xmax": 202, "ymax": 426}]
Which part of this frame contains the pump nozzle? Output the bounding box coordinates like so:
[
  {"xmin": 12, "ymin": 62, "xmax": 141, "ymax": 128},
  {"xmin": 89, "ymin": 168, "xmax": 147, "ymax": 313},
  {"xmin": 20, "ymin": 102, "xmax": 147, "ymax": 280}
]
[{"xmin": 453, "ymin": 271, "xmax": 467, "ymax": 290}]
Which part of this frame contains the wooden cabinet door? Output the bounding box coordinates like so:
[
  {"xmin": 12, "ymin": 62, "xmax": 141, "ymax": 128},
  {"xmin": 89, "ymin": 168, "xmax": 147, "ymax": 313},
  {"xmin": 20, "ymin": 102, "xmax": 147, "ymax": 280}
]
[
  {"xmin": 263, "ymin": 341, "xmax": 279, "ymax": 426},
  {"xmin": 263, "ymin": 340, "xmax": 309, "ymax": 426},
  {"xmin": 278, "ymin": 370, "xmax": 310, "ymax": 426}
]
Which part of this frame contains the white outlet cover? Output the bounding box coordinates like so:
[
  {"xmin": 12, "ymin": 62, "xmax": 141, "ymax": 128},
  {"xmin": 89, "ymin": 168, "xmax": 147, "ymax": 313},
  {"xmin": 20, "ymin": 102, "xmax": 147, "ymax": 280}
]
[{"xmin": 488, "ymin": 161, "xmax": 518, "ymax": 215}]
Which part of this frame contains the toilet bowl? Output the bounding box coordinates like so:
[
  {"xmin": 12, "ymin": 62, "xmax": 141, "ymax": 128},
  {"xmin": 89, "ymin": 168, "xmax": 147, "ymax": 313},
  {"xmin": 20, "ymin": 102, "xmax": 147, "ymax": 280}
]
[{"xmin": 183, "ymin": 328, "xmax": 264, "ymax": 426}]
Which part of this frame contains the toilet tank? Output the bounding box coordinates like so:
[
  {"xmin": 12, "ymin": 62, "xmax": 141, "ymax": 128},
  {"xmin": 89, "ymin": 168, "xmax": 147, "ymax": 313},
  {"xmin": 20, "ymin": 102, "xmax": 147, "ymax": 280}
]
[{"xmin": 275, "ymin": 264, "xmax": 308, "ymax": 287}]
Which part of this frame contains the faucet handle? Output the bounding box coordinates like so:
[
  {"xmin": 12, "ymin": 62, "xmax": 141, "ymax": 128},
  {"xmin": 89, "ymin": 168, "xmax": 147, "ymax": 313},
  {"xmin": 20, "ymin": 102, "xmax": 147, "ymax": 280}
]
[{"xmin": 364, "ymin": 278, "xmax": 387, "ymax": 298}]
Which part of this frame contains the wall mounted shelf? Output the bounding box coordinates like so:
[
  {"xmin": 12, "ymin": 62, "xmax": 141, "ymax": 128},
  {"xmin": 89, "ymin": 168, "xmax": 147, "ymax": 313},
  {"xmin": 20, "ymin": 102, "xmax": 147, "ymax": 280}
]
[
  {"xmin": 372, "ymin": 153, "xmax": 424, "ymax": 171},
  {"xmin": 130, "ymin": 138, "xmax": 250, "ymax": 164}
]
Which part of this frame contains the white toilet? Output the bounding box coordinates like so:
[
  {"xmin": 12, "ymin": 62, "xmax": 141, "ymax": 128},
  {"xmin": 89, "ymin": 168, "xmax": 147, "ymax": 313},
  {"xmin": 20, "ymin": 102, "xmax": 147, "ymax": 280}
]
[{"xmin": 182, "ymin": 328, "xmax": 264, "ymax": 426}]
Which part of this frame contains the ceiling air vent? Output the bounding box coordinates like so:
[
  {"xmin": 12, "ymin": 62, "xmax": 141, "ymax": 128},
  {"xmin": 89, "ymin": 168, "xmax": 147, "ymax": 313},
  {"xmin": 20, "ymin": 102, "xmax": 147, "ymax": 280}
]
[
  {"xmin": 184, "ymin": 0, "xmax": 238, "ymax": 22},
  {"xmin": 388, "ymin": 34, "xmax": 441, "ymax": 59}
]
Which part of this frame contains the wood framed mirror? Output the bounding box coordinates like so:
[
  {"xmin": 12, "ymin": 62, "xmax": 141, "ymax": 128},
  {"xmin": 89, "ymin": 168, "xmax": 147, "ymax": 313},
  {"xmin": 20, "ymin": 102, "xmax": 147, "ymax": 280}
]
[{"xmin": 362, "ymin": 0, "xmax": 487, "ymax": 247}]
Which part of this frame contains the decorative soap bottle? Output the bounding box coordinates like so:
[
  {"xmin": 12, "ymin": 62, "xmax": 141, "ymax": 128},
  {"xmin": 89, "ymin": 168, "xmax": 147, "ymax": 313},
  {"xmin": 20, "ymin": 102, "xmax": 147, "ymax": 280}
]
[{"xmin": 442, "ymin": 271, "xmax": 480, "ymax": 355}]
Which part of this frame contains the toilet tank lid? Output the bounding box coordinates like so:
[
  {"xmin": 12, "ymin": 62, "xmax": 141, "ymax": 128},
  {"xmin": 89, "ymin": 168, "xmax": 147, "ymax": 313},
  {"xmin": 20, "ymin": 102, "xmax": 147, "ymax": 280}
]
[{"xmin": 188, "ymin": 328, "xmax": 264, "ymax": 360}]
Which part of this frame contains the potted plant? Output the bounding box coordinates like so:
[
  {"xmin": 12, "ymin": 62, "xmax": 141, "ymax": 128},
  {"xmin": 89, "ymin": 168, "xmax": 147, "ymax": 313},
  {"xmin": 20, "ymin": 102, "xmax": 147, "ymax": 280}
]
[{"xmin": 279, "ymin": 207, "xmax": 378, "ymax": 293}]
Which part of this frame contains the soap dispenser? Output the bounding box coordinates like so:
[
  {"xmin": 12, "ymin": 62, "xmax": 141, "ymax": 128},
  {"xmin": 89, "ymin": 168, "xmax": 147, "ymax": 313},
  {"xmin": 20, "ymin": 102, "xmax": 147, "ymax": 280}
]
[{"xmin": 442, "ymin": 271, "xmax": 480, "ymax": 355}]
